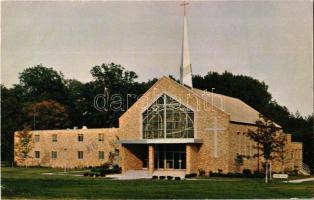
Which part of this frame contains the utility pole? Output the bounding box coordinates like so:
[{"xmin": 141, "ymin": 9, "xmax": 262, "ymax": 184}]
[{"xmin": 33, "ymin": 107, "xmax": 36, "ymax": 130}]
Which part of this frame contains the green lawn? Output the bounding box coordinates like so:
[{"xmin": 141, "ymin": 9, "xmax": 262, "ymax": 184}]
[{"xmin": 2, "ymin": 167, "xmax": 313, "ymax": 199}]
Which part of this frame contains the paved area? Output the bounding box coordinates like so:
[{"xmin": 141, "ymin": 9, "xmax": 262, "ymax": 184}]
[
  {"xmin": 106, "ymin": 170, "xmax": 151, "ymax": 180},
  {"xmin": 286, "ymin": 177, "xmax": 314, "ymax": 183}
]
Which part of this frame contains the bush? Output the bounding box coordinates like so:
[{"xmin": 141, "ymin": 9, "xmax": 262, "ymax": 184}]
[
  {"xmin": 174, "ymin": 177, "xmax": 181, "ymax": 180},
  {"xmin": 243, "ymin": 169, "xmax": 252, "ymax": 177},
  {"xmin": 167, "ymin": 176, "xmax": 173, "ymax": 180},
  {"xmin": 185, "ymin": 173, "xmax": 197, "ymax": 178},
  {"xmin": 83, "ymin": 173, "xmax": 89, "ymax": 176},
  {"xmin": 91, "ymin": 164, "xmax": 121, "ymax": 175},
  {"xmin": 208, "ymin": 170, "xmax": 265, "ymax": 178},
  {"xmin": 159, "ymin": 176, "xmax": 165, "ymax": 180},
  {"xmin": 253, "ymin": 171, "xmax": 265, "ymax": 178},
  {"xmin": 199, "ymin": 169, "xmax": 206, "ymax": 176},
  {"xmin": 209, "ymin": 171, "xmax": 222, "ymax": 177},
  {"xmin": 152, "ymin": 176, "xmax": 158, "ymax": 179}
]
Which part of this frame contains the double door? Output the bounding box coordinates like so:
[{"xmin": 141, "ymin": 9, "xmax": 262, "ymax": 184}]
[{"xmin": 154, "ymin": 144, "xmax": 186, "ymax": 169}]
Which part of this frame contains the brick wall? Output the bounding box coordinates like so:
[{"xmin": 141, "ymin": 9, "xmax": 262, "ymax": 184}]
[{"xmin": 14, "ymin": 128, "xmax": 119, "ymax": 168}]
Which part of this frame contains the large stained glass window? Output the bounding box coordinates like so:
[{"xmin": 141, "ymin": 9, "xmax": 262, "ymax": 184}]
[{"xmin": 143, "ymin": 94, "xmax": 194, "ymax": 139}]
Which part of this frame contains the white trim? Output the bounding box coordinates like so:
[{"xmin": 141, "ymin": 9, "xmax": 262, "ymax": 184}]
[{"xmin": 118, "ymin": 138, "xmax": 203, "ymax": 144}]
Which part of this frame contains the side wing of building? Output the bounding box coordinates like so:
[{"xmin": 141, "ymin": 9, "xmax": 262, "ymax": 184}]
[{"xmin": 14, "ymin": 128, "xmax": 119, "ymax": 168}]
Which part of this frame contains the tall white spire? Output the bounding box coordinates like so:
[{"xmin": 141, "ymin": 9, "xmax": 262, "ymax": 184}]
[{"xmin": 180, "ymin": 1, "xmax": 193, "ymax": 88}]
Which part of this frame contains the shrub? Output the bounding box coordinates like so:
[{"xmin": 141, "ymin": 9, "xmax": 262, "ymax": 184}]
[
  {"xmin": 83, "ymin": 173, "xmax": 89, "ymax": 176},
  {"xmin": 152, "ymin": 176, "xmax": 158, "ymax": 179},
  {"xmin": 91, "ymin": 164, "xmax": 121, "ymax": 175},
  {"xmin": 185, "ymin": 173, "xmax": 197, "ymax": 178},
  {"xmin": 159, "ymin": 176, "xmax": 165, "ymax": 180},
  {"xmin": 253, "ymin": 171, "xmax": 265, "ymax": 178},
  {"xmin": 209, "ymin": 171, "xmax": 221, "ymax": 177},
  {"xmin": 167, "ymin": 176, "xmax": 173, "ymax": 180},
  {"xmin": 174, "ymin": 177, "xmax": 181, "ymax": 180},
  {"xmin": 243, "ymin": 169, "xmax": 252, "ymax": 177},
  {"xmin": 199, "ymin": 169, "xmax": 206, "ymax": 176}
]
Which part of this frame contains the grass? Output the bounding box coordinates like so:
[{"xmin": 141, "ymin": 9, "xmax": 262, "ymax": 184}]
[{"xmin": 2, "ymin": 167, "xmax": 314, "ymax": 199}]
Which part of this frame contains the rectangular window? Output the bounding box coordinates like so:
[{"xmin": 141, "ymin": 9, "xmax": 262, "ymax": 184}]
[
  {"xmin": 34, "ymin": 135, "xmax": 40, "ymax": 142},
  {"xmin": 35, "ymin": 151, "xmax": 40, "ymax": 159},
  {"xmin": 52, "ymin": 134, "xmax": 57, "ymax": 142},
  {"xmin": 98, "ymin": 151, "xmax": 104, "ymax": 159},
  {"xmin": 51, "ymin": 151, "xmax": 57, "ymax": 159},
  {"xmin": 78, "ymin": 134, "xmax": 84, "ymax": 142},
  {"xmin": 98, "ymin": 133, "xmax": 104, "ymax": 141},
  {"xmin": 78, "ymin": 151, "xmax": 83, "ymax": 159}
]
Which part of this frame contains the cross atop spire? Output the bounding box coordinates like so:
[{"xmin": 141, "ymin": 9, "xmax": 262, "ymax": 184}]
[{"xmin": 180, "ymin": 1, "xmax": 189, "ymax": 16}]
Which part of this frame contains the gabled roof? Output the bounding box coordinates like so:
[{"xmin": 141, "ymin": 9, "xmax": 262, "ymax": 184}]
[
  {"xmin": 190, "ymin": 88, "xmax": 281, "ymax": 128},
  {"xmin": 121, "ymin": 76, "xmax": 280, "ymax": 127},
  {"xmin": 161, "ymin": 77, "xmax": 280, "ymax": 127},
  {"xmin": 192, "ymin": 88, "xmax": 260, "ymax": 124}
]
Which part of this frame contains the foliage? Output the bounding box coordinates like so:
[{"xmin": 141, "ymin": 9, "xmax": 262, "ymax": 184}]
[
  {"xmin": 235, "ymin": 154, "xmax": 245, "ymax": 165},
  {"xmin": 90, "ymin": 62, "xmax": 138, "ymax": 94},
  {"xmin": 247, "ymin": 115, "xmax": 286, "ymax": 161},
  {"xmin": 14, "ymin": 126, "xmax": 33, "ymax": 166},
  {"xmin": 193, "ymin": 71, "xmax": 272, "ymax": 111},
  {"xmin": 91, "ymin": 164, "xmax": 121, "ymax": 175},
  {"xmin": 1, "ymin": 64, "xmax": 312, "ymax": 174},
  {"xmin": 18, "ymin": 64, "xmax": 67, "ymax": 103},
  {"xmin": 27, "ymin": 100, "xmax": 71, "ymax": 130},
  {"xmin": 193, "ymin": 72, "xmax": 313, "ymax": 172},
  {"xmin": 108, "ymin": 136, "xmax": 120, "ymax": 165},
  {"xmin": 1, "ymin": 85, "xmax": 26, "ymax": 162}
]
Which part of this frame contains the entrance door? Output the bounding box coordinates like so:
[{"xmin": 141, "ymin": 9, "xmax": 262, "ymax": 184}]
[
  {"xmin": 154, "ymin": 144, "xmax": 186, "ymax": 170},
  {"xmin": 174, "ymin": 152, "xmax": 186, "ymax": 169}
]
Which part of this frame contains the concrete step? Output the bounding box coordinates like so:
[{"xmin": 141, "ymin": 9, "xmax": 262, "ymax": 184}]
[
  {"xmin": 152, "ymin": 170, "xmax": 186, "ymax": 179},
  {"xmin": 109, "ymin": 169, "xmax": 151, "ymax": 180}
]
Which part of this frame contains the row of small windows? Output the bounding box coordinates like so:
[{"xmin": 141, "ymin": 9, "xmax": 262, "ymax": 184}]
[
  {"xmin": 34, "ymin": 151, "xmax": 105, "ymax": 160},
  {"xmin": 34, "ymin": 133, "xmax": 105, "ymax": 142}
]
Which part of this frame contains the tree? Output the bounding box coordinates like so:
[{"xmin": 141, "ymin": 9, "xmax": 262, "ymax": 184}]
[
  {"xmin": 27, "ymin": 100, "xmax": 70, "ymax": 130},
  {"xmin": 193, "ymin": 71, "xmax": 313, "ymax": 173},
  {"xmin": 88, "ymin": 63, "xmax": 150, "ymax": 128},
  {"xmin": 18, "ymin": 64, "xmax": 67, "ymax": 103},
  {"xmin": 65, "ymin": 79, "xmax": 89, "ymax": 128},
  {"xmin": 108, "ymin": 136, "xmax": 120, "ymax": 165},
  {"xmin": 1, "ymin": 85, "xmax": 26, "ymax": 162},
  {"xmin": 15, "ymin": 126, "xmax": 33, "ymax": 167},
  {"xmin": 193, "ymin": 71, "xmax": 272, "ymax": 111},
  {"xmin": 90, "ymin": 63, "xmax": 138, "ymax": 94},
  {"xmin": 247, "ymin": 115, "xmax": 286, "ymax": 183}
]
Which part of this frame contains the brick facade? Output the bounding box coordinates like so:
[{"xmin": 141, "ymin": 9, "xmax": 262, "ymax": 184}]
[{"xmin": 14, "ymin": 76, "xmax": 303, "ymax": 175}]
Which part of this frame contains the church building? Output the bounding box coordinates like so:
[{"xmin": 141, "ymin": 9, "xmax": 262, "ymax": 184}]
[{"xmin": 14, "ymin": 2, "xmax": 304, "ymax": 176}]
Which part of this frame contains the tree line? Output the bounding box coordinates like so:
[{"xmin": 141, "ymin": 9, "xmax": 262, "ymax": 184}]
[{"xmin": 1, "ymin": 63, "xmax": 313, "ymax": 172}]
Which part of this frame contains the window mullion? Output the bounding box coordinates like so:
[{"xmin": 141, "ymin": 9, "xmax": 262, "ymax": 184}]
[{"xmin": 164, "ymin": 95, "xmax": 166, "ymax": 139}]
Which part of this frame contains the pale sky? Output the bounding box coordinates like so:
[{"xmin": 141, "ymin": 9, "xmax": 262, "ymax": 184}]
[{"xmin": 1, "ymin": 1, "xmax": 313, "ymax": 116}]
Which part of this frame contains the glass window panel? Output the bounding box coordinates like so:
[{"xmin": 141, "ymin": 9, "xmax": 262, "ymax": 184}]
[{"xmin": 142, "ymin": 94, "xmax": 194, "ymax": 139}]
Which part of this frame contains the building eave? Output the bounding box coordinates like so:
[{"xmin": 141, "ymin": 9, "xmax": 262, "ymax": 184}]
[{"xmin": 118, "ymin": 138, "xmax": 203, "ymax": 144}]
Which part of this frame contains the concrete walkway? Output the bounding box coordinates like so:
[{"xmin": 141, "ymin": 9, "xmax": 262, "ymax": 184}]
[
  {"xmin": 285, "ymin": 177, "xmax": 314, "ymax": 183},
  {"xmin": 106, "ymin": 170, "xmax": 151, "ymax": 180}
]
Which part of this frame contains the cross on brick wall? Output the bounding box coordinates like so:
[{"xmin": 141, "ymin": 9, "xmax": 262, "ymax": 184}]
[{"xmin": 205, "ymin": 117, "xmax": 225, "ymax": 158}]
